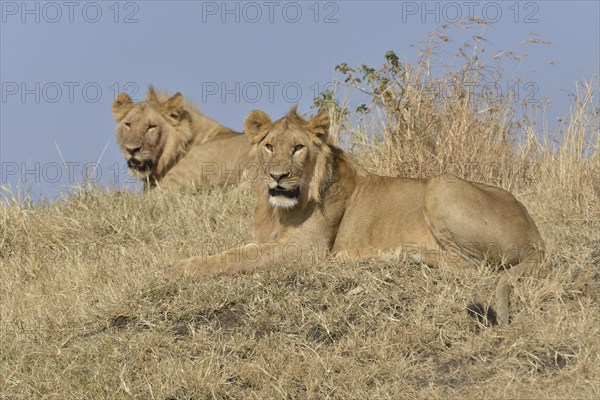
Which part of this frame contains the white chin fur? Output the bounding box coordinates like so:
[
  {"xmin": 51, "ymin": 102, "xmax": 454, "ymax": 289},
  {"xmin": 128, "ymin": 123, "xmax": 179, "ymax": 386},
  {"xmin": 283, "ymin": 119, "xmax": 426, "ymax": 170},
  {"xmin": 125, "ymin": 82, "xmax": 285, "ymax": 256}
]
[{"xmin": 269, "ymin": 196, "xmax": 298, "ymax": 209}]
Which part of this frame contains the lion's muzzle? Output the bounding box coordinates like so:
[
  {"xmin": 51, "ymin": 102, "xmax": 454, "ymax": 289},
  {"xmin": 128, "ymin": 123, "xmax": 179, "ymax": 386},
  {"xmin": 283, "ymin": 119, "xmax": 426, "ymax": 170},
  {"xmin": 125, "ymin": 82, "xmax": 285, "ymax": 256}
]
[
  {"xmin": 127, "ymin": 158, "xmax": 155, "ymax": 173},
  {"xmin": 269, "ymin": 186, "xmax": 300, "ymax": 199}
]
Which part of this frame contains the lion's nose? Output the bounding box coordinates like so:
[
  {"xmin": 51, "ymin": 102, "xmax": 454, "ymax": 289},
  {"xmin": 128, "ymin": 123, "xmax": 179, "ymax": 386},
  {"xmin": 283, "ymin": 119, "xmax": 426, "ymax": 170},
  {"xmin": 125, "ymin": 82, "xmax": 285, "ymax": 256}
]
[
  {"xmin": 125, "ymin": 144, "xmax": 142, "ymax": 155},
  {"xmin": 270, "ymin": 172, "xmax": 290, "ymax": 182}
]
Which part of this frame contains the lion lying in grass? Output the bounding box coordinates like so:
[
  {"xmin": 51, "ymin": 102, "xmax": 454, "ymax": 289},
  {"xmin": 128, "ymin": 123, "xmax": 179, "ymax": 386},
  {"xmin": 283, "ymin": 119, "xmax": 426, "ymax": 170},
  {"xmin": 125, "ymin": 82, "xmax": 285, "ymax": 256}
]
[
  {"xmin": 112, "ymin": 86, "xmax": 252, "ymax": 190},
  {"xmin": 168, "ymin": 107, "xmax": 545, "ymax": 325}
]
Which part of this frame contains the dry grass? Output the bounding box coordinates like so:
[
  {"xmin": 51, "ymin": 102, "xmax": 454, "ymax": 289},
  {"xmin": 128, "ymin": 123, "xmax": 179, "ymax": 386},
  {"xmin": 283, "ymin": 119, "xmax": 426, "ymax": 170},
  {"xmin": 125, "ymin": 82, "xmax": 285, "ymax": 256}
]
[{"xmin": 1, "ymin": 27, "xmax": 599, "ymax": 398}]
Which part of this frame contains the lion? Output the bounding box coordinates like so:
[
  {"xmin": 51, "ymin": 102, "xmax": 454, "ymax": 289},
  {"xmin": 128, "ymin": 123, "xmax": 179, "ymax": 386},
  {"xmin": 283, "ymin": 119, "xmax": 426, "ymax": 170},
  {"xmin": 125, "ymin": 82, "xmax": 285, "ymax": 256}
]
[
  {"xmin": 168, "ymin": 107, "xmax": 545, "ymax": 325},
  {"xmin": 112, "ymin": 86, "xmax": 252, "ymax": 190}
]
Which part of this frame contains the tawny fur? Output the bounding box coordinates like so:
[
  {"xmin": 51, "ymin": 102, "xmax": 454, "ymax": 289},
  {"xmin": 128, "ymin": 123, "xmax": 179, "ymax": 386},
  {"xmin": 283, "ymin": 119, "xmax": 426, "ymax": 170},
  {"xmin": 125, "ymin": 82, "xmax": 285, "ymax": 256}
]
[
  {"xmin": 169, "ymin": 107, "xmax": 545, "ymax": 325},
  {"xmin": 112, "ymin": 86, "xmax": 252, "ymax": 190}
]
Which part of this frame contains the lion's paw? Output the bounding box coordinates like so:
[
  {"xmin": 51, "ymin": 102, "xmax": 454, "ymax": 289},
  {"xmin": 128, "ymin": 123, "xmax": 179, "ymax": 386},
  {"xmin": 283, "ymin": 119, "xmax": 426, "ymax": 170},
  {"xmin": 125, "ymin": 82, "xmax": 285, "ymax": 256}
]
[{"xmin": 165, "ymin": 257, "xmax": 207, "ymax": 280}]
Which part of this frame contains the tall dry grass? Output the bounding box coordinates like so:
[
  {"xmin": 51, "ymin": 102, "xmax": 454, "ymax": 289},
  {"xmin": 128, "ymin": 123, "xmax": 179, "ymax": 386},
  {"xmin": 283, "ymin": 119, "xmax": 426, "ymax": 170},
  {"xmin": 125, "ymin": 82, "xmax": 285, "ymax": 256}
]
[{"xmin": 1, "ymin": 25, "xmax": 598, "ymax": 399}]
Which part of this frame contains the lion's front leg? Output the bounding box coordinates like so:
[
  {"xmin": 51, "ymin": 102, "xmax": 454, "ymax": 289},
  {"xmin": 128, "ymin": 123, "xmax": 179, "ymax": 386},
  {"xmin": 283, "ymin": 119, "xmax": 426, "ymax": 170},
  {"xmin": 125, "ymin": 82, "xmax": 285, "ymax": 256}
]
[
  {"xmin": 166, "ymin": 242, "xmax": 286, "ymax": 280},
  {"xmin": 166, "ymin": 255, "xmax": 217, "ymax": 280}
]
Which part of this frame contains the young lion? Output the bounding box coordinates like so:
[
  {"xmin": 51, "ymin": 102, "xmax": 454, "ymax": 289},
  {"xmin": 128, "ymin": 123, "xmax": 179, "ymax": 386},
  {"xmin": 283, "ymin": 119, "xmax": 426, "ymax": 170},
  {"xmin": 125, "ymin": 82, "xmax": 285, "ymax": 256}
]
[
  {"xmin": 169, "ymin": 107, "xmax": 545, "ymax": 325},
  {"xmin": 112, "ymin": 86, "xmax": 252, "ymax": 190}
]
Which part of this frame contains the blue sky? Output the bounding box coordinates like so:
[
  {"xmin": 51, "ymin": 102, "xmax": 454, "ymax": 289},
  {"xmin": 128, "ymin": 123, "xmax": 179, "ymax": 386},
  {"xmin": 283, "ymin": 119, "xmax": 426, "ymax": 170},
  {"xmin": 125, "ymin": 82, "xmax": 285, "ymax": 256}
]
[{"xmin": 1, "ymin": 0, "xmax": 599, "ymax": 199}]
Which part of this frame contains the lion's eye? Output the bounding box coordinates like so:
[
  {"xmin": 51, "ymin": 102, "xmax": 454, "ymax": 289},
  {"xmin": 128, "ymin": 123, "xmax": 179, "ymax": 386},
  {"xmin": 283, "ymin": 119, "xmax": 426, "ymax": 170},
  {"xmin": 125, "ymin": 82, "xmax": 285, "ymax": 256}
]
[
  {"xmin": 292, "ymin": 144, "xmax": 304, "ymax": 154},
  {"xmin": 147, "ymin": 124, "xmax": 157, "ymax": 131},
  {"xmin": 265, "ymin": 144, "xmax": 273, "ymax": 151},
  {"xmin": 124, "ymin": 122, "xmax": 131, "ymax": 128}
]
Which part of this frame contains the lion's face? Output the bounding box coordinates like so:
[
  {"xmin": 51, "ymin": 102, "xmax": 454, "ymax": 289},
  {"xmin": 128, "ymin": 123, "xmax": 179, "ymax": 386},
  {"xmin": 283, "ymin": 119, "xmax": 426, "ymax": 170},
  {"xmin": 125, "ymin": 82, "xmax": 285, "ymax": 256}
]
[
  {"xmin": 112, "ymin": 91, "xmax": 185, "ymax": 179},
  {"xmin": 244, "ymin": 107, "xmax": 331, "ymax": 209},
  {"xmin": 259, "ymin": 123, "xmax": 314, "ymax": 209},
  {"xmin": 115, "ymin": 106, "xmax": 170, "ymax": 176}
]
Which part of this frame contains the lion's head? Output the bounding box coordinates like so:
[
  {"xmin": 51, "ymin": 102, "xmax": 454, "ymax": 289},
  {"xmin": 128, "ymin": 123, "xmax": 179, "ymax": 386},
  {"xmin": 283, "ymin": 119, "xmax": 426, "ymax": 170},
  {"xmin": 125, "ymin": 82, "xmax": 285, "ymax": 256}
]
[
  {"xmin": 112, "ymin": 87, "xmax": 193, "ymax": 183},
  {"xmin": 244, "ymin": 107, "xmax": 333, "ymax": 209}
]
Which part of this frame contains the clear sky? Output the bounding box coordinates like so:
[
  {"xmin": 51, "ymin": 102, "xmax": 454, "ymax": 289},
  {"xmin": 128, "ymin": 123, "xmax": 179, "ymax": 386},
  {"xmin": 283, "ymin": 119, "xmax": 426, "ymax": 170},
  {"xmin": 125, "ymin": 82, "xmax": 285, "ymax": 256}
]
[{"xmin": 1, "ymin": 0, "xmax": 599, "ymax": 199}]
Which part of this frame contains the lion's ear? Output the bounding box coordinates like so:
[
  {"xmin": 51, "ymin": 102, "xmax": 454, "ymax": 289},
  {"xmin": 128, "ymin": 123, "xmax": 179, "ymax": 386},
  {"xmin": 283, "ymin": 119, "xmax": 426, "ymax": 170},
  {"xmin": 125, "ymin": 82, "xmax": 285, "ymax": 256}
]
[
  {"xmin": 307, "ymin": 109, "xmax": 330, "ymax": 141},
  {"xmin": 164, "ymin": 92, "xmax": 185, "ymax": 120},
  {"xmin": 112, "ymin": 93, "xmax": 133, "ymax": 121},
  {"xmin": 244, "ymin": 110, "xmax": 272, "ymax": 143}
]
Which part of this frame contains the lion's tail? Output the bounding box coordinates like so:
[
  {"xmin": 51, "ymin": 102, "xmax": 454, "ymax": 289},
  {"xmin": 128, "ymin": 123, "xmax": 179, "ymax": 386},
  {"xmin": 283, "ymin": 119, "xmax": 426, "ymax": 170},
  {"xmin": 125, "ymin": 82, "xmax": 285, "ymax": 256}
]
[{"xmin": 467, "ymin": 302, "xmax": 498, "ymax": 326}]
